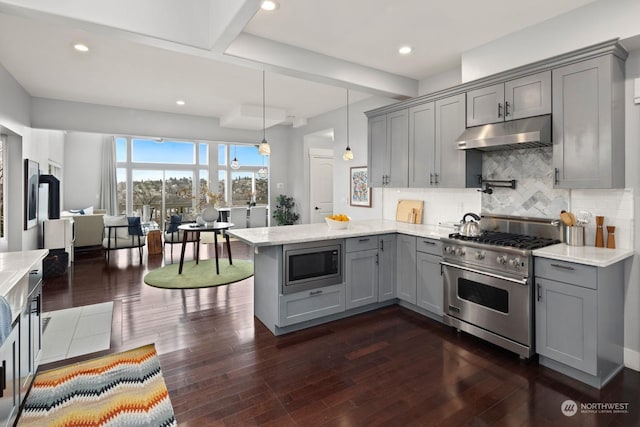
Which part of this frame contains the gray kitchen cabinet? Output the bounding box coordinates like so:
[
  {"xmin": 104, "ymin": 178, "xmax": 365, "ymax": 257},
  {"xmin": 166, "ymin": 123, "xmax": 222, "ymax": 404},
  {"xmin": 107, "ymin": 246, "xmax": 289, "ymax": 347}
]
[
  {"xmin": 408, "ymin": 102, "xmax": 435, "ymax": 187},
  {"xmin": 368, "ymin": 110, "xmax": 409, "ymax": 187},
  {"xmin": 378, "ymin": 234, "xmax": 397, "ymax": 301},
  {"xmin": 0, "ymin": 324, "xmax": 19, "ymax": 427},
  {"xmin": 396, "ymin": 234, "xmax": 417, "ymax": 304},
  {"xmin": 416, "ymin": 238, "xmax": 443, "ymax": 317},
  {"xmin": 467, "ymin": 71, "xmax": 551, "ymax": 126},
  {"xmin": 279, "ymin": 284, "xmax": 345, "ymax": 327},
  {"xmin": 552, "ymin": 55, "xmax": 625, "ymax": 188},
  {"xmin": 534, "ymin": 257, "xmax": 624, "ymax": 388},
  {"xmin": 345, "ymin": 249, "xmax": 379, "ymax": 309},
  {"xmin": 436, "ymin": 94, "xmax": 481, "ymax": 188}
]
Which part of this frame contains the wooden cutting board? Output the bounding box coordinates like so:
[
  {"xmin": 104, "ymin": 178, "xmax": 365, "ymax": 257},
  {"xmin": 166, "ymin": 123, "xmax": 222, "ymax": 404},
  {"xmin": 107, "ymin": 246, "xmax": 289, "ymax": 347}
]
[{"xmin": 396, "ymin": 200, "xmax": 424, "ymax": 224}]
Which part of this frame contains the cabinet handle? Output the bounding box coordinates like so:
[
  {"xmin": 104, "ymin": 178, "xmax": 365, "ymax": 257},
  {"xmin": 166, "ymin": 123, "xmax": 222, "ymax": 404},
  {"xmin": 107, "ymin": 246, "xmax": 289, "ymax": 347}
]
[
  {"xmin": 380, "ymin": 240, "xmax": 384, "ymax": 251},
  {"xmin": 423, "ymin": 240, "xmax": 436, "ymax": 245},
  {"xmin": 537, "ymin": 283, "xmax": 542, "ymax": 302},
  {"xmin": 309, "ymin": 290, "xmax": 323, "ymax": 296},
  {"xmin": 498, "ymin": 102, "xmax": 503, "ymax": 118},
  {"xmin": 0, "ymin": 360, "xmax": 5, "ymax": 397},
  {"xmin": 550, "ymin": 263, "xmax": 575, "ymax": 271},
  {"xmin": 554, "ymin": 168, "xmax": 560, "ymax": 185},
  {"xmin": 376, "ymin": 253, "xmax": 379, "ymax": 265},
  {"xmin": 429, "ymin": 173, "xmax": 433, "ymax": 185},
  {"xmin": 359, "ymin": 238, "xmax": 370, "ymax": 243},
  {"xmin": 505, "ymin": 101, "xmax": 510, "ymax": 117},
  {"xmin": 434, "ymin": 173, "xmax": 439, "ymax": 184}
]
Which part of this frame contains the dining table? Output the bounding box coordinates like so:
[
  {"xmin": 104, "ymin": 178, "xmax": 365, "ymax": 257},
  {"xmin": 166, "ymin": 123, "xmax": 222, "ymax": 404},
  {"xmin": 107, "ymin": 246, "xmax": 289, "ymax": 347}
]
[{"xmin": 177, "ymin": 222, "xmax": 234, "ymax": 274}]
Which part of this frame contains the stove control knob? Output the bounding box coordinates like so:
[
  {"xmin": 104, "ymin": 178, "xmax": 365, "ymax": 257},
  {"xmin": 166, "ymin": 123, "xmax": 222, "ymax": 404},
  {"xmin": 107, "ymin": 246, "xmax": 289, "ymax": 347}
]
[
  {"xmin": 496, "ymin": 255, "xmax": 507, "ymax": 265},
  {"xmin": 475, "ymin": 251, "xmax": 485, "ymax": 260},
  {"xmin": 454, "ymin": 247, "xmax": 465, "ymax": 257},
  {"xmin": 444, "ymin": 246, "xmax": 454, "ymax": 255},
  {"xmin": 509, "ymin": 257, "xmax": 522, "ymax": 269}
]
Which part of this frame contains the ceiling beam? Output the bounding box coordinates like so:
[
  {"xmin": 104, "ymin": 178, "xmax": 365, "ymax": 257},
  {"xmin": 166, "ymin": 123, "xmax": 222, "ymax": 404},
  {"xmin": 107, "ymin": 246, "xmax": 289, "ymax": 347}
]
[
  {"xmin": 208, "ymin": 0, "xmax": 261, "ymax": 52},
  {"xmin": 225, "ymin": 33, "xmax": 418, "ymax": 100}
]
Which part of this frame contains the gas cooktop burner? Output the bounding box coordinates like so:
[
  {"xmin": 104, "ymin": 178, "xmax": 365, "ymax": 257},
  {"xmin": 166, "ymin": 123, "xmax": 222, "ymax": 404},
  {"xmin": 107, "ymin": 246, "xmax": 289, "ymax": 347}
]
[{"xmin": 448, "ymin": 231, "xmax": 561, "ymax": 250}]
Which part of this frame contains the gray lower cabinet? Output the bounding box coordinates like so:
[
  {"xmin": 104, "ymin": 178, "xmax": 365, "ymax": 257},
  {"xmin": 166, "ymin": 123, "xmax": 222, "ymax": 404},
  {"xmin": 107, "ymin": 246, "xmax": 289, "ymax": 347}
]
[
  {"xmin": 466, "ymin": 71, "xmax": 551, "ymax": 126},
  {"xmin": 396, "ymin": 234, "xmax": 417, "ymax": 304},
  {"xmin": 368, "ymin": 110, "xmax": 409, "ymax": 187},
  {"xmin": 552, "ymin": 54, "xmax": 625, "ymax": 189},
  {"xmin": 345, "ymin": 249, "xmax": 379, "ymax": 309},
  {"xmin": 0, "ymin": 324, "xmax": 19, "ymax": 427},
  {"xmin": 378, "ymin": 234, "xmax": 397, "ymax": 301},
  {"xmin": 534, "ymin": 257, "xmax": 624, "ymax": 388},
  {"xmin": 416, "ymin": 239, "xmax": 443, "ymax": 317},
  {"xmin": 278, "ymin": 284, "xmax": 345, "ymax": 327}
]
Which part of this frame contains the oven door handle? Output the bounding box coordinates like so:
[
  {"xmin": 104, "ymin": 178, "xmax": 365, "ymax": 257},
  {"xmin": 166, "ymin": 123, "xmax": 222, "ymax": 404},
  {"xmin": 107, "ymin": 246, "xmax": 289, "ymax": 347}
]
[{"xmin": 440, "ymin": 261, "xmax": 529, "ymax": 286}]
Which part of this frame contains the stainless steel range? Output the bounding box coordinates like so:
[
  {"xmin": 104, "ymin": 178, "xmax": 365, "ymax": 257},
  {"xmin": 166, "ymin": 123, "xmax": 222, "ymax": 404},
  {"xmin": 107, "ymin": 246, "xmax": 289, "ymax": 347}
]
[{"xmin": 441, "ymin": 214, "xmax": 561, "ymax": 358}]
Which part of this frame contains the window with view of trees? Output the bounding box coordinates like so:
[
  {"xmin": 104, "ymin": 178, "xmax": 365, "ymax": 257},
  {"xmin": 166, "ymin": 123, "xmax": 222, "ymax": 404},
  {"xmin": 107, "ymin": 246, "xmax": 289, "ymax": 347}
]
[{"xmin": 116, "ymin": 138, "xmax": 268, "ymax": 225}]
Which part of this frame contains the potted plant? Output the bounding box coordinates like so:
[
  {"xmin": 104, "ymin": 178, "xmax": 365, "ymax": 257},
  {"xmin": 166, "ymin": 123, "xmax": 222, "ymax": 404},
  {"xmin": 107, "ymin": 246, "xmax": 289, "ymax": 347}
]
[{"xmin": 272, "ymin": 194, "xmax": 300, "ymax": 226}]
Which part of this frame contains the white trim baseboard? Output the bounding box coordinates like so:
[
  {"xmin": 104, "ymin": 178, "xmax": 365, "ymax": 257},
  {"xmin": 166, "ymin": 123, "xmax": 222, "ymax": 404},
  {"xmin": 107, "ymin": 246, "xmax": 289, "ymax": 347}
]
[{"xmin": 624, "ymin": 347, "xmax": 640, "ymax": 371}]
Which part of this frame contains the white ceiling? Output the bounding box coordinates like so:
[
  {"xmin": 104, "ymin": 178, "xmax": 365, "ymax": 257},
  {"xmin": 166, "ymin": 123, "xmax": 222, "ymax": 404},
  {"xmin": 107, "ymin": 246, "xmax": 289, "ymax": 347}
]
[{"xmin": 0, "ymin": 0, "xmax": 597, "ymax": 129}]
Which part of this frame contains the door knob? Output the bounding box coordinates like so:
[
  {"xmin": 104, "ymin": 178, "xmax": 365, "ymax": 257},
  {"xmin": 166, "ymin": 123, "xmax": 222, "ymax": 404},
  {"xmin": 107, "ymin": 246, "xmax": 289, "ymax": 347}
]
[{"xmin": 314, "ymin": 207, "xmax": 319, "ymax": 210}]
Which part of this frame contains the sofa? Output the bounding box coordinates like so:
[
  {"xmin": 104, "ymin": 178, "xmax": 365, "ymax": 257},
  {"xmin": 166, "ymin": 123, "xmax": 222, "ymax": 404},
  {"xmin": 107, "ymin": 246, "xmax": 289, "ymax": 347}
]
[{"xmin": 61, "ymin": 209, "xmax": 106, "ymax": 249}]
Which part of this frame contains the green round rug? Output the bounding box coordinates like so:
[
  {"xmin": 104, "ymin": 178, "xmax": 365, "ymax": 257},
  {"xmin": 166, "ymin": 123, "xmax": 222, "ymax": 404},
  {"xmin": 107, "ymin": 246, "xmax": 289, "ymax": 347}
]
[{"xmin": 144, "ymin": 259, "xmax": 254, "ymax": 289}]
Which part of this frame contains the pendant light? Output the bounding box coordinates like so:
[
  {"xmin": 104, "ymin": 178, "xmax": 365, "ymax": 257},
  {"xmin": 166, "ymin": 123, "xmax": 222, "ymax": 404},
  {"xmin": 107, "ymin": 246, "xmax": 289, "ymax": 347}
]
[
  {"xmin": 230, "ymin": 145, "xmax": 240, "ymax": 169},
  {"xmin": 257, "ymin": 150, "xmax": 268, "ymax": 178},
  {"xmin": 343, "ymin": 88, "xmax": 354, "ymax": 161},
  {"xmin": 258, "ymin": 70, "xmax": 271, "ymax": 156}
]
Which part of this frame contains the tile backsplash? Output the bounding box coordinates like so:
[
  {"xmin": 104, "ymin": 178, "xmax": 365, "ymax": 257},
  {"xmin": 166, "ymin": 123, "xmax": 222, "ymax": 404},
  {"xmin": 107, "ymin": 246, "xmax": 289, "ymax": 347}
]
[{"xmin": 481, "ymin": 147, "xmax": 569, "ymax": 218}]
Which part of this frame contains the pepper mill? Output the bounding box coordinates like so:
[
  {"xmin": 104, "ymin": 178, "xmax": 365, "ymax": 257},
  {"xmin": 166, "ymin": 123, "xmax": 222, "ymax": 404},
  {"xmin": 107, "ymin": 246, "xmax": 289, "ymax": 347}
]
[
  {"xmin": 595, "ymin": 216, "xmax": 605, "ymax": 248},
  {"xmin": 606, "ymin": 226, "xmax": 616, "ymax": 249}
]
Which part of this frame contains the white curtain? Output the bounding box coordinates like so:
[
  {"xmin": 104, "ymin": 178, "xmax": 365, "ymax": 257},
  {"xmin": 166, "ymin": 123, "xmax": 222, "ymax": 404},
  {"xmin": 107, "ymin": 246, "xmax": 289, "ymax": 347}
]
[{"xmin": 100, "ymin": 136, "xmax": 118, "ymax": 215}]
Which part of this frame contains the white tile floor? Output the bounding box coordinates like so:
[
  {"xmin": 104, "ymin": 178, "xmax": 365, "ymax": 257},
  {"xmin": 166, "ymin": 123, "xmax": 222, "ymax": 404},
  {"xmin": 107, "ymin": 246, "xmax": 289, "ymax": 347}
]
[{"xmin": 40, "ymin": 302, "xmax": 113, "ymax": 364}]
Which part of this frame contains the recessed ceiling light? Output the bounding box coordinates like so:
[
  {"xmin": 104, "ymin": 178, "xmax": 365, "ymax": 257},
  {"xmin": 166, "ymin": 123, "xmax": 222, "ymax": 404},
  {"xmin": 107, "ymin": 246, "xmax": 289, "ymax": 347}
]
[
  {"xmin": 398, "ymin": 46, "xmax": 412, "ymax": 55},
  {"xmin": 176, "ymin": 100, "xmax": 185, "ymax": 106},
  {"xmin": 261, "ymin": 0, "xmax": 279, "ymax": 11},
  {"xmin": 73, "ymin": 43, "xmax": 89, "ymax": 52}
]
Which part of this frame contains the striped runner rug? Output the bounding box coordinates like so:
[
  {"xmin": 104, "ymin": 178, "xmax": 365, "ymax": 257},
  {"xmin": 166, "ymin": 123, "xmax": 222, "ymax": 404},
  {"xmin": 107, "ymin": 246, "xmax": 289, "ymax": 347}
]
[{"xmin": 17, "ymin": 344, "xmax": 177, "ymax": 426}]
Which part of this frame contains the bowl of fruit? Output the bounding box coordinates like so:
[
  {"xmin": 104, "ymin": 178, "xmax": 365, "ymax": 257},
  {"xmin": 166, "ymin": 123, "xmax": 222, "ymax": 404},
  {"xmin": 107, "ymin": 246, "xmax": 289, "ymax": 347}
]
[{"xmin": 325, "ymin": 214, "xmax": 351, "ymax": 230}]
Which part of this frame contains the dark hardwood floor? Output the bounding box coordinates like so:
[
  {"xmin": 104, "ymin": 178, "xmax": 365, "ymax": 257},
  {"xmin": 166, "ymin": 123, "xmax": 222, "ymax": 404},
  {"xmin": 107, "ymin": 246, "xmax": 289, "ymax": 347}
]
[{"xmin": 40, "ymin": 242, "xmax": 640, "ymax": 426}]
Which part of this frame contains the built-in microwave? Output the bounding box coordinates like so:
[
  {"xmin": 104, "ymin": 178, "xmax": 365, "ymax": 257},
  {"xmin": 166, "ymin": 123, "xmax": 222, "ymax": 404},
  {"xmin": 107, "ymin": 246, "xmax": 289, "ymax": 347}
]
[{"xmin": 282, "ymin": 240, "xmax": 344, "ymax": 294}]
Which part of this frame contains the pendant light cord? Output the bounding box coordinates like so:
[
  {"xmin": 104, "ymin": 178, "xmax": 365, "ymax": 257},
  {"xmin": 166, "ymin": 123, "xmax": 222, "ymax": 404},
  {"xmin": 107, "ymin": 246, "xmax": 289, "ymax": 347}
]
[
  {"xmin": 262, "ymin": 70, "xmax": 266, "ymax": 142},
  {"xmin": 346, "ymin": 89, "xmax": 350, "ymax": 149}
]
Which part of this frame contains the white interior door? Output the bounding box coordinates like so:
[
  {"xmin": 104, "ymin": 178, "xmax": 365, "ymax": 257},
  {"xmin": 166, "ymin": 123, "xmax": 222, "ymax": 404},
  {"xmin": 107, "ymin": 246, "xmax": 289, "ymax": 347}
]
[{"xmin": 309, "ymin": 154, "xmax": 333, "ymax": 223}]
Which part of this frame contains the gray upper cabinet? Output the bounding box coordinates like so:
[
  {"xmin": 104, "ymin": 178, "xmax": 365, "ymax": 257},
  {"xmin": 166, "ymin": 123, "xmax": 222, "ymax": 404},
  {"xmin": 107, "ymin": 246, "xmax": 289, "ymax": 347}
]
[
  {"xmin": 408, "ymin": 102, "xmax": 435, "ymax": 187},
  {"xmin": 368, "ymin": 110, "xmax": 409, "ymax": 187},
  {"xmin": 552, "ymin": 55, "xmax": 625, "ymax": 189},
  {"xmin": 467, "ymin": 71, "xmax": 551, "ymax": 126},
  {"xmin": 436, "ymin": 94, "xmax": 481, "ymax": 188}
]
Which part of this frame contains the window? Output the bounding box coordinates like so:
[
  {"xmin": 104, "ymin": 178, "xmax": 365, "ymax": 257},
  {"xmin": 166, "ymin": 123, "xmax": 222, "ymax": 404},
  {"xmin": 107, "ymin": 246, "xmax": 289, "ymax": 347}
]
[
  {"xmin": 115, "ymin": 138, "xmax": 268, "ymax": 225},
  {"xmin": 0, "ymin": 135, "xmax": 4, "ymax": 238}
]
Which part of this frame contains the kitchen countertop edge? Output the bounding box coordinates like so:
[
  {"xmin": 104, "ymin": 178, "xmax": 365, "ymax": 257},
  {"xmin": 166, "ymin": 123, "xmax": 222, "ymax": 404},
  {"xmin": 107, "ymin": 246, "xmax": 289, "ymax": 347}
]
[{"xmin": 532, "ymin": 244, "xmax": 635, "ymax": 268}]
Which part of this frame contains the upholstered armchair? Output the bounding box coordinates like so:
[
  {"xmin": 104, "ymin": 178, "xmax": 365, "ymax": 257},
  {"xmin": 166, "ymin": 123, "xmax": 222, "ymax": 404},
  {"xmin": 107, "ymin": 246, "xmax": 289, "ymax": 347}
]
[
  {"xmin": 163, "ymin": 214, "xmax": 198, "ymax": 261},
  {"xmin": 102, "ymin": 215, "xmax": 145, "ymax": 264}
]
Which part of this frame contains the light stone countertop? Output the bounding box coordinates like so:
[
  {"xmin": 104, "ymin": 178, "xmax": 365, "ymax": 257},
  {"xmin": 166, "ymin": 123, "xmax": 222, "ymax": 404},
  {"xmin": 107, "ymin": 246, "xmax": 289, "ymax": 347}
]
[
  {"xmin": 229, "ymin": 220, "xmax": 637, "ymax": 268},
  {"xmin": 227, "ymin": 219, "xmax": 451, "ymax": 247},
  {"xmin": 532, "ymin": 244, "xmax": 635, "ymax": 268},
  {"xmin": 0, "ymin": 249, "xmax": 48, "ymax": 323}
]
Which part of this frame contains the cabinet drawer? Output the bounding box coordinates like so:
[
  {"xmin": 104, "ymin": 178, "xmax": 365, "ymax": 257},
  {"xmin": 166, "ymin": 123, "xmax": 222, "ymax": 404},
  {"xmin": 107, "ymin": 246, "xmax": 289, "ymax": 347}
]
[
  {"xmin": 535, "ymin": 258, "xmax": 597, "ymax": 289},
  {"xmin": 416, "ymin": 238, "xmax": 442, "ymax": 256},
  {"xmin": 278, "ymin": 284, "xmax": 345, "ymax": 326},
  {"xmin": 346, "ymin": 236, "xmax": 378, "ymax": 253}
]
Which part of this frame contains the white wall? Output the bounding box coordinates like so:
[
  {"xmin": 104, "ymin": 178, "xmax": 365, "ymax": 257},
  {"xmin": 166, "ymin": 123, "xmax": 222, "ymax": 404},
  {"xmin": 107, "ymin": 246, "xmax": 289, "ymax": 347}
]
[
  {"xmin": 461, "ymin": 0, "xmax": 640, "ymax": 82},
  {"xmin": 63, "ymin": 132, "xmax": 104, "ymax": 210},
  {"xmin": 418, "ymin": 67, "xmax": 462, "ymax": 96},
  {"xmin": 290, "ymin": 96, "xmax": 396, "ymax": 224}
]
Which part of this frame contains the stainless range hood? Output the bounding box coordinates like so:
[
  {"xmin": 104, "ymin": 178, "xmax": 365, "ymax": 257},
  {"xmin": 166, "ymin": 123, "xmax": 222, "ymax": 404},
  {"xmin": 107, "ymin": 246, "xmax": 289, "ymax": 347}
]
[{"xmin": 456, "ymin": 115, "xmax": 551, "ymax": 151}]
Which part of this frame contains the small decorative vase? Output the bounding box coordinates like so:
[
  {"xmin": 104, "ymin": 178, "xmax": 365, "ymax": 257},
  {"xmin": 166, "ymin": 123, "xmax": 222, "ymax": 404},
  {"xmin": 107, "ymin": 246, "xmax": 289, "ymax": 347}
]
[
  {"xmin": 595, "ymin": 216, "xmax": 605, "ymax": 248},
  {"xmin": 606, "ymin": 226, "xmax": 616, "ymax": 249}
]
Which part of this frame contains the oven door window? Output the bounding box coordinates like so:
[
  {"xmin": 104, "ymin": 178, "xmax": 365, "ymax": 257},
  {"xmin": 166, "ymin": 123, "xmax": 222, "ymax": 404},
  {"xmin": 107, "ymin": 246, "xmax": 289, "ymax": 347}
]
[
  {"xmin": 458, "ymin": 278, "xmax": 509, "ymax": 313},
  {"xmin": 288, "ymin": 251, "xmax": 338, "ymax": 282}
]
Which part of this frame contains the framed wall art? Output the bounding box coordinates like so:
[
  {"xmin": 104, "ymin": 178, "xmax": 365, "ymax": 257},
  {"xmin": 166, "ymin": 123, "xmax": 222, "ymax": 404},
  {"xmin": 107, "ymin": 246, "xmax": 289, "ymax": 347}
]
[
  {"xmin": 24, "ymin": 158, "xmax": 39, "ymax": 229},
  {"xmin": 350, "ymin": 166, "xmax": 371, "ymax": 207}
]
